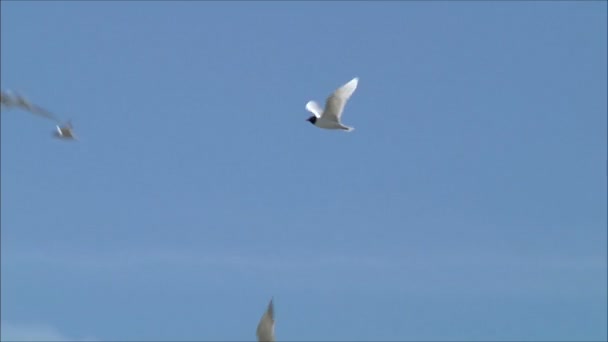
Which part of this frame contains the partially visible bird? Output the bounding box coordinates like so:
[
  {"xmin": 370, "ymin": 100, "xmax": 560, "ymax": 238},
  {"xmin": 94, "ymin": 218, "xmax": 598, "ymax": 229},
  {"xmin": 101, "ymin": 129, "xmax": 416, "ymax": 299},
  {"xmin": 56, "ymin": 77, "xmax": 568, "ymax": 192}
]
[
  {"xmin": 305, "ymin": 77, "xmax": 359, "ymax": 132},
  {"xmin": 53, "ymin": 120, "xmax": 78, "ymax": 141},
  {"xmin": 256, "ymin": 298, "xmax": 275, "ymax": 342},
  {"xmin": 1, "ymin": 89, "xmax": 59, "ymax": 122}
]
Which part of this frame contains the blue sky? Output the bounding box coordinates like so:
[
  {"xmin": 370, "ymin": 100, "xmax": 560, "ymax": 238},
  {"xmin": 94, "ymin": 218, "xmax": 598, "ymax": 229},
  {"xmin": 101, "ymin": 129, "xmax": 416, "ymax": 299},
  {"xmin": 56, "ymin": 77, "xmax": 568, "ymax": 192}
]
[{"xmin": 1, "ymin": 1, "xmax": 606, "ymax": 341}]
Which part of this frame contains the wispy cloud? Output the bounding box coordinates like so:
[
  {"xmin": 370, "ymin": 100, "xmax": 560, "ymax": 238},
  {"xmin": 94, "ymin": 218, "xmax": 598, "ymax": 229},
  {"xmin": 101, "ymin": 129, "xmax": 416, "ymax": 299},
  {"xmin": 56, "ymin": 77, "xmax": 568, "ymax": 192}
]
[{"xmin": 0, "ymin": 321, "xmax": 96, "ymax": 342}]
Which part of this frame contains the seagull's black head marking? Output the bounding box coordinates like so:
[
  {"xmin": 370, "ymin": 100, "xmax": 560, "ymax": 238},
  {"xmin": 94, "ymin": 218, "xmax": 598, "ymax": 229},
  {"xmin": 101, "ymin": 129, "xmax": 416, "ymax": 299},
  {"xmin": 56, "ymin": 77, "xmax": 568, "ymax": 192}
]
[{"xmin": 306, "ymin": 116, "xmax": 317, "ymax": 125}]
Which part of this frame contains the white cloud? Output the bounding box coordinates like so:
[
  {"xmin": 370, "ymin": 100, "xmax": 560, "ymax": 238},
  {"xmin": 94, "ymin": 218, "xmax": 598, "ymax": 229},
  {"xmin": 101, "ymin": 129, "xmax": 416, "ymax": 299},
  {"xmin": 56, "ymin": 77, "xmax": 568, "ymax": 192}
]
[{"xmin": 0, "ymin": 321, "xmax": 96, "ymax": 342}]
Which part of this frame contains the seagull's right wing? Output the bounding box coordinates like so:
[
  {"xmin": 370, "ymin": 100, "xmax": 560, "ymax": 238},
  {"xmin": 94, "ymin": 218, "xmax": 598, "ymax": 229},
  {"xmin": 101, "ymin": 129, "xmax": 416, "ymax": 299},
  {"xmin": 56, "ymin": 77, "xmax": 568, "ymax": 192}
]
[
  {"xmin": 27, "ymin": 104, "xmax": 60, "ymax": 122},
  {"xmin": 256, "ymin": 298, "xmax": 275, "ymax": 342},
  {"xmin": 0, "ymin": 91, "xmax": 60, "ymax": 122},
  {"xmin": 323, "ymin": 77, "xmax": 359, "ymax": 122},
  {"xmin": 1, "ymin": 91, "xmax": 11, "ymax": 105},
  {"xmin": 1, "ymin": 90, "xmax": 17, "ymax": 108}
]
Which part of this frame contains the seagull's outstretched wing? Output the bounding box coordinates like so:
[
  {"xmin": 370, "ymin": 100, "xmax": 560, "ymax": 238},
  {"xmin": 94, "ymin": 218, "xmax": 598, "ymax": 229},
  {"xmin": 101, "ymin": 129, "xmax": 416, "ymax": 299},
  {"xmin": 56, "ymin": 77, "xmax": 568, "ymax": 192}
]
[
  {"xmin": 322, "ymin": 77, "xmax": 359, "ymax": 122},
  {"xmin": 26, "ymin": 104, "xmax": 59, "ymax": 122},
  {"xmin": 1, "ymin": 90, "xmax": 16, "ymax": 107},
  {"xmin": 256, "ymin": 298, "xmax": 275, "ymax": 342},
  {"xmin": 1, "ymin": 90, "xmax": 59, "ymax": 122},
  {"xmin": 305, "ymin": 100, "xmax": 323, "ymax": 118},
  {"xmin": 16, "ymin": 96, "xmax": 60, "ymax": 122}
]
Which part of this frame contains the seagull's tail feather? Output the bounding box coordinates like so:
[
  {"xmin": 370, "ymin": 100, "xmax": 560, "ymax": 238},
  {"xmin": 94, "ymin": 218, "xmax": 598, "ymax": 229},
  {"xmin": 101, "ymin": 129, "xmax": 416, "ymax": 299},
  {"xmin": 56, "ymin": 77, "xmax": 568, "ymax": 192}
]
[{"xmin": 341, "ymin": 125, "xmax": 355, "ymax": 132}]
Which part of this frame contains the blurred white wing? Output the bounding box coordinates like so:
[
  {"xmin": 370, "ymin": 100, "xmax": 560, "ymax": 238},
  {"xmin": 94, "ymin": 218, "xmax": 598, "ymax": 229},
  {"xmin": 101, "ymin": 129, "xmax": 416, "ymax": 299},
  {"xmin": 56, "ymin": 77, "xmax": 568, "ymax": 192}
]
[
  {"xmin": 26, "ymin": 104, "xmax": 59, "ymax": 122},
  {"xmin": 1, "ymin": 90, "xmax": 16, "ymax": 107},
  {"xmin": 305, "ymin": 101, "xmax": 323, "ymax": 118},
  {"xmin": 322, "ymin": 77, "xmax": 359, "ymax": 122},
  {"xmin": 1, "ymin": 90, "xmax": 59, "ymax": 122},
  {"xmin": 256, "ymin": 298, "xmax": 275, "ymax": 342}
]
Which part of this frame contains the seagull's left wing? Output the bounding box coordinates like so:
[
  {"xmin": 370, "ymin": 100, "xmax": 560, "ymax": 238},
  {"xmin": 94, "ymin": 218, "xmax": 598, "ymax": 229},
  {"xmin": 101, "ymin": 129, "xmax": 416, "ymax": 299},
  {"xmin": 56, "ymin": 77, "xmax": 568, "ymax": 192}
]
[{"xmin": 256, "ymin": 298, "xmax": 275, "ymax": 342}]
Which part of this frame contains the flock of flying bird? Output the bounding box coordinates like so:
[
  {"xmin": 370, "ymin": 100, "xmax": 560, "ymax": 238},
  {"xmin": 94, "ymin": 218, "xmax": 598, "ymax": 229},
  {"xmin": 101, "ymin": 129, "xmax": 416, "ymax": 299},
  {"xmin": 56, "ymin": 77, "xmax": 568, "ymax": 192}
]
[{"xmin": 1, "ymin": 76, "xmax": 361, "ymax": 342}]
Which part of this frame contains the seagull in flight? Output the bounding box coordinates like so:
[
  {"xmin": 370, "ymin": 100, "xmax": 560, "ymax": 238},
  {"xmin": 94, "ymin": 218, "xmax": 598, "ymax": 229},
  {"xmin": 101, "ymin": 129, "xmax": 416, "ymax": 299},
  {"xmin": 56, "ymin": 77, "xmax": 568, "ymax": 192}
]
[
  {"xmin": 2, "ymin": 89, "xmax": 78, "ymax": 141},
  {"xmin": 256, "ymin": 298, "xmax": 275, "ymax": 342},
  {"xmin": 305, "ymin": 77, "xmax": 359, "ymax": 132},
  {"xmin": 1, "ymin": 89, "xmax": 59, "ymax": 122}
]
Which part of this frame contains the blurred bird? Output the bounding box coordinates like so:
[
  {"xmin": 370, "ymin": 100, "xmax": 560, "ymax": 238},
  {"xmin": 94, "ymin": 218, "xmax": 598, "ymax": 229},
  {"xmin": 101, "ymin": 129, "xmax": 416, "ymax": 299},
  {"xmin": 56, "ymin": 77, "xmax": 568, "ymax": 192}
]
[
  {"xmin": 305, "ymin": 77, "xmax": 359, "ymax": 132},
  {"xmin": 256, "ymin": 298, "xmax": 275, "ymax": 342}
]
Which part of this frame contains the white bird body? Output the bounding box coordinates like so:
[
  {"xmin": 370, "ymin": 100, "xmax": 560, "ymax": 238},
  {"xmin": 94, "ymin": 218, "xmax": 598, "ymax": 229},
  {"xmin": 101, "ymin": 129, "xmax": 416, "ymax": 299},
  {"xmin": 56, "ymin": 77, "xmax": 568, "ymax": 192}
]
[
  {"xmin": 306, "ymin": 77, "xmax": 359, "ymax": 132},
  {"xmin": 256, "ymin": 298, "xmax": 275, "ymax": 342}
]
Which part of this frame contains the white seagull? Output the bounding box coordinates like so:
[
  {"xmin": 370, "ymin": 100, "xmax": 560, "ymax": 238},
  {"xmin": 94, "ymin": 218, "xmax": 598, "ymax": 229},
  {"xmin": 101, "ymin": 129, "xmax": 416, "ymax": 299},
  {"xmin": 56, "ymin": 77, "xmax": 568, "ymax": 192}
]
[
  {"xmin": 305, "ymin": 77, "xmax": 359, "ymax": 132},
  {"xmin": 53, "ymin": 120, "xmax": 78, "ymax": 141},
  {"xmin": 256, "ymin": 298, "xmax": 275, "ymax": 342}
]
